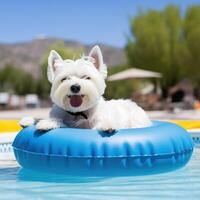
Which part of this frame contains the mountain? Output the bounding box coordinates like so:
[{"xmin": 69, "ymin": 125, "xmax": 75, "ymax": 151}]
[{"xmin": 0, "ymin": 38, "xmax": 127, "ymax": 78}]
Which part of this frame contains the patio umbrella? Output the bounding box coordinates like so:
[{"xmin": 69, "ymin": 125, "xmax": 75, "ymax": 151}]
[{"xmin": 107, "ymin": 68, "xmax": 162, "ymax": 81}]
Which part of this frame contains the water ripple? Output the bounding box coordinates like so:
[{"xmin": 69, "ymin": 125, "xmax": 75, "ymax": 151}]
[{"xmin": 0, "ymin": 148, "xmax": 200, "ymax": 200}]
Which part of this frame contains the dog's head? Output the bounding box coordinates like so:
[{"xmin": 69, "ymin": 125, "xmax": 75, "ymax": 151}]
[{"xmin": 47, "ymin": 45, "xmax": 107, "ymax": 112}]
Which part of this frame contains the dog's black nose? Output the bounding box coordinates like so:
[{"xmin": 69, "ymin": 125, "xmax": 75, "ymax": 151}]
[{"xmin": 70, "ymin": 84, "xmax": 81, "ymax": 93}]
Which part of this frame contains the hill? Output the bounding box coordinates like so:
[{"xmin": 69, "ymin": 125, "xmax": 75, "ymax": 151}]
[{"xmin": 0, "ymin": 38, "xmax": 126, "ymax": 78}]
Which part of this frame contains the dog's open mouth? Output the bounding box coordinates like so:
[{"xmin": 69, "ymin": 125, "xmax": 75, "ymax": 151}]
[{"xmin": 68, "ymin": 95, "xmax": 84, "ymax": 107}]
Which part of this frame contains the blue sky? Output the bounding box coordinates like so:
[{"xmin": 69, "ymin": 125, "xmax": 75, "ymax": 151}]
[{"xmin": 0, "ymin": 0, "xmax": 199, "ymax": 47}]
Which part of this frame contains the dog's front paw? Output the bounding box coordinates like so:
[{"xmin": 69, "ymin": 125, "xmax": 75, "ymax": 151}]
[
  {"xmin": 94, "ymin": 123, "xmax": 116, "ymax": 133},
  {"xmin": 36, "ymin": 119, "xmax": 62, "ymax": 131},
  {"xmin": 105, "ymin": 128, "xmax": 116, "ymax": 134},
  {"xmin": 19, "ymin": 116, "xmax": 35, "ymax": 128}
]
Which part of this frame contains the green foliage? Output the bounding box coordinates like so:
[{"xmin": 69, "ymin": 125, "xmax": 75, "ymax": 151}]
[
  {"xmin": 0, "ymin": 65, "xmax": 36, "ymax": 95},
  {"xmin": 183, "ymin": 6, "xmax": 200, "ymax": 82},
  {"xmin": 38, "ymin": 42, "xmax": 83, "ymax": 98},
  {"xmin": 126, "ymin": 5, "xmax": 200, "ymax": 96}
]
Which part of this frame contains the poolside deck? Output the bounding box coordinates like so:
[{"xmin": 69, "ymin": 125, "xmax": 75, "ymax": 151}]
[{"xmin": 0, "ymin": 108, "xmax": 200, "ymax": 120}]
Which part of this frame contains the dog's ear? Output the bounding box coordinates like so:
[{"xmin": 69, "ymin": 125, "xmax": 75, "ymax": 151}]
[
  {"xmin": 89, "ymin": 45, "xmax": 107, "ymax": 79},
  {"xmin": 47, "ymin": 50, "xmax": 63, "ymax": 83}
]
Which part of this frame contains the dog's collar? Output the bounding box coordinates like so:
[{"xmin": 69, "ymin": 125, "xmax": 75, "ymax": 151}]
[{"xmin": 67, "ymin": 111, "xmax": 88, "ymax": 120}]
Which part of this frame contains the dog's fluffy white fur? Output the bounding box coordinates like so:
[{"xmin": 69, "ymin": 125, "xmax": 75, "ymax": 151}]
[{"xmin": 20, "ymin": 45, "xmax": 151, "ymax": 131}]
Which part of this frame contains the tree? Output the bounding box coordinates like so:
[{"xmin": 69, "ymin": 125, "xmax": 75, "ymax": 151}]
[
  {"xmin": 126, "ymin": 5, "xmax": 200, "ymax": 97},
  {"xmin": 0, "ymin": 65, "xmax": 36, "ymax": 95},
  {"xmin": 183, "ymin": 6, "xmax": 200, "ymax": 82}
]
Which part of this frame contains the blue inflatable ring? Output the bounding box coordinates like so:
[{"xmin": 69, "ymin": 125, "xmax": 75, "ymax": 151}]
[{"xmin": 12, "ymin": 121, "xmax": 193, "ymax": 176}]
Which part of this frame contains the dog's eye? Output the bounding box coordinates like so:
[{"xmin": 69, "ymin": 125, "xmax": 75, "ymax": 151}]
[
  {"xmin": 82, "ymin": 56, "xmax": 95, "ymax": 64},
  {"xmin": 81, "ymin": 75, "xmax": 91, "ymax": 80},
  {"xmin": 61, "ymin": 77, "xmax": 70, "ymax": 82}
]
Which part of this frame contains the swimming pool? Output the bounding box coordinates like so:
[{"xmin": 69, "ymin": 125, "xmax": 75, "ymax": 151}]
[{"xmin": 0, "ymin": 145, "xmax": 200, "ymax": 200}]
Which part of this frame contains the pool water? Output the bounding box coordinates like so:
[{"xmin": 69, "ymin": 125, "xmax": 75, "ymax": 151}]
[{"xmin": 0, "ymin": 147, "xmax": 200, "ymax": 200}]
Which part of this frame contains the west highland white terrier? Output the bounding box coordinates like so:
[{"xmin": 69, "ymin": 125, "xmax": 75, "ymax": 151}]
[{"xmin": 20, "ymin": 46, "xmax": 151, "ymax": 132}]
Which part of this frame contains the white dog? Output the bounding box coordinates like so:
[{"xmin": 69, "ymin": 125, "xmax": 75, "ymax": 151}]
[{"xmin": 20, "ymin": 46, "xmax": 151, "ymax": 132}]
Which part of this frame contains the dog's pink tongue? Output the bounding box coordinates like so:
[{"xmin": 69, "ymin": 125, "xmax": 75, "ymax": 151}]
[{"xmin": 70, "ymin": 95, "xmax": 83, "ymax": 107}]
